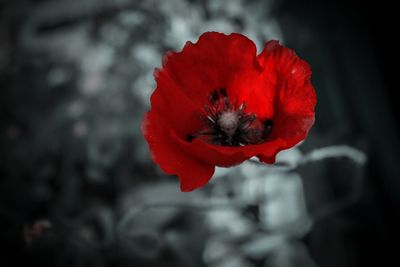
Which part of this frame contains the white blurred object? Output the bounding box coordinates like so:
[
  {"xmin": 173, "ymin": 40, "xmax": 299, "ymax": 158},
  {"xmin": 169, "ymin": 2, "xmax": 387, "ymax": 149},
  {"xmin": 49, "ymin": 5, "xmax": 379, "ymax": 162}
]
[
  {"xmin": 206, "ymin": 208, "xmax": 255, "ymax": 238},
  {"xmin": 275, "ymin": 147, "xmax": 304, "ymax": 167},
  {"xmin": 203, "ymin": 237, "xmax": 232, "ymax": 264},
  {"xmin": 258, "ymin": 173, "xmax": 312, "ymax": 236},
  {"xmin": 212, "ymin": 166, "xmax": 236, "ymax": 179},
  {"xmin": 249, "ymin": 145, "xmax": 367, "ymax": 172},
  {"xmin": 304, "ymin": 145, "xmax": 367, "ymax": 165},
  {"xmin": 266, "ymin": 240, "xmax": 318, "ymax": 267},
  {"xmin": 241, "ymin": 234, "xmax": 286, "ymax": 259}
]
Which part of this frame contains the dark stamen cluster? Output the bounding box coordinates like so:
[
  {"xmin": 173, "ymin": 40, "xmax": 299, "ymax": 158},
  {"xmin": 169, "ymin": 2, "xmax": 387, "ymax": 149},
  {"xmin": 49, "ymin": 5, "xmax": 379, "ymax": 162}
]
[{"xmin": 187, "ymin": 88, "xmax": 272, "ymax": 146}]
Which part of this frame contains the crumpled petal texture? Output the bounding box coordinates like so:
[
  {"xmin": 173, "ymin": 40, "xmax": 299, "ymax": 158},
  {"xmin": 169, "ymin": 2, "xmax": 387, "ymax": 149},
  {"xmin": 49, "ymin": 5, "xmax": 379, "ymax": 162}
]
[{"xmin": 142, "ymin": 32, "xmax": 316, "ymax": 192}]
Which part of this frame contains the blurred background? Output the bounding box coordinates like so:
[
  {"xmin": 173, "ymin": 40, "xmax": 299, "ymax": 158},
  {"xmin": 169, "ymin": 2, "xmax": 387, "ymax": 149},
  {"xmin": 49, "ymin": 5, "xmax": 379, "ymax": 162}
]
[{"xmin": 1, "ymin": 0, "xmax": 399, "ymax": 266}]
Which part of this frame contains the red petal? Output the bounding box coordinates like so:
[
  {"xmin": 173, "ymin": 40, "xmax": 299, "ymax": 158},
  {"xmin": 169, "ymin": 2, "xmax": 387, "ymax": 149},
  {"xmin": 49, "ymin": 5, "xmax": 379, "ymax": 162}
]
[
  {"xmin": 257, "ymin": 41, "xmax": 316, "ymax": 152},
  {"xmin": 227, "ymin": 68, "xmax": 276, "ymax": 120},
  {"xmin": 173, "ymin": 129, "xmax": 286, "ymax": 167},
  {"xmin": 151, "ymin": 68, "xmax": 203, "ymax": 138},
  {"xmin": 141, "ymin": 111, "xmax": 215, "ymax": 191},
  {"xmin": 162, "ymin": 32, "xmax": 261, "ymax": 107}
]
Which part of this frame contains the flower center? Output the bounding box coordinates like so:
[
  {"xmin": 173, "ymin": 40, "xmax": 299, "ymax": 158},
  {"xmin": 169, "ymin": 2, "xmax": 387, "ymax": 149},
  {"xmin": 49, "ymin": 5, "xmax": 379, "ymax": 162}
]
[
  {"xmin": 218, "ymin": 111, "xmax": 239, "ymax": 136},
  {"xmin": 187, "ymin": 88, "xmax": 273, "ymax": 146}
]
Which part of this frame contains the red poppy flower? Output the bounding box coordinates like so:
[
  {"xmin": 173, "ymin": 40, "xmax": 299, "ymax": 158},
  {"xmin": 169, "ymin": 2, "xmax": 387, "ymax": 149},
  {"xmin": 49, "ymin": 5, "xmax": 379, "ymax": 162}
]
[{"xmin": 142, "ymin": 32, "xmax": 316, "ymax": 192}]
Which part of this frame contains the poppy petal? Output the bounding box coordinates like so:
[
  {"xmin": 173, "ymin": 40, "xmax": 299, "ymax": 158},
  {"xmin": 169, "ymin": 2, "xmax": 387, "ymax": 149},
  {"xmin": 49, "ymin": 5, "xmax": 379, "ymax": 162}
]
[
  {"xmin": 173, "ymin": 130, "xmax": 286, "ymax": 167},
  {"xmin": 150, "ymin": 68, "xmax": 203, "ymax": 138},
  {"xmin": 227, "ymin": 68, "xmax": 276, "ymax": 120},
  {"xmin": 142, "ymin": 111, "xmax": 215, "ymax": 191},
  {"xmin": 162, "ymin": 32, "xmax": 261, "ymax": 106},
  {"xmin": 258, "ymin": 40, "xmax": 316, "ymax": 151}
]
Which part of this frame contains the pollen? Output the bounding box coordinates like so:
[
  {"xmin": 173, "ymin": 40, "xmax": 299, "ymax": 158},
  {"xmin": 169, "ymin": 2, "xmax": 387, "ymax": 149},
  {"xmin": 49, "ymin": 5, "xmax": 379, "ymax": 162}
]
[{"xmin": 218, "ymin": 111, "xmax": 239, "ymax": 136}]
